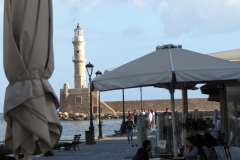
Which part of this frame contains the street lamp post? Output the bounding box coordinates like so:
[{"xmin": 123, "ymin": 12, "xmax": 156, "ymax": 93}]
[
  {"xmin": 95, "ymin": 70, "xmax": 103, "ymax": 139},
  {"xmin": 86, "ymin": 62, "xmax": 94, "ymax": 132}
]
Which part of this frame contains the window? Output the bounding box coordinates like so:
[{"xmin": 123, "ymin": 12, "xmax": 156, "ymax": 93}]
[{"xmin": 76, "ymin": 96, "xmax": 82, "ymax": 103}]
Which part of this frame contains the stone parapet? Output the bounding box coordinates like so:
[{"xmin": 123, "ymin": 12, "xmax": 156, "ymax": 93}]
[
  {"xmin": 60, "ymin": 88, "xmax": 89, "ymax": 94},
  {"xmin": 104, "ymin": 98, "xmax": 220, "ymax": 112},
  {"xmin": 60, "ymin": 95, "xmax": 220, "ymax": 115}
]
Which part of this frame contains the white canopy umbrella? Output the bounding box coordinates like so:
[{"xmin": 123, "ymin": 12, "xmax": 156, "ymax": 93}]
[
  {"xmin": 93, "ymin": 44, "xmax": 240, "ymax": 157},
  {"xmin": 93, "ymin": 44, "xmax": 240, "ymax": 91},
  {"xmin": 3, "ymin": 1, "xmax": 62, "ymax": 159}
]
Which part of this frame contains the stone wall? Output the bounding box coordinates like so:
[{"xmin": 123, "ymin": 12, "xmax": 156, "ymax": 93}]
[
  {"xmin": 104, "ymin": 98, "xmax": 220, "ymax": 112},
  {"xmin": 60, "ymin": 89, "xmax": 116, "ymax": 114},
  {"xmin": 60, "ymin": 87, "xmax": 220, "ymax": 114},
  {"xmin": 59, "ymin": 88, "xmax": 90, "ymax": 114}
]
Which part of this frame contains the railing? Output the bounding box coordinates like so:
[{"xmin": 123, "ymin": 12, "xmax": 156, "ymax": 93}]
[
  {"xmin": 72, "ymin": 56, "xmax": 87, "ymax": 62},
  {"xmin": 72, "ymin": 37, "xmax": 86, "ymax": 42}
]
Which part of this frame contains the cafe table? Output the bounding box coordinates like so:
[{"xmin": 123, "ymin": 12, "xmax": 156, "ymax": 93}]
[{"xmin": 155, "ymin": 153, "xmax": 185, "ymax": 159}]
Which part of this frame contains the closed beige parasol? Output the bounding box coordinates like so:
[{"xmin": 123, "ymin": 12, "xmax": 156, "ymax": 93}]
[{"xmin": 3, "ymin": 0, "xmax": 62, "ymax": 159}]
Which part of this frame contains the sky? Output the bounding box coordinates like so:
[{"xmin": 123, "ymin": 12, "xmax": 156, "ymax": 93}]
[{"xmin": 0, "ymin": 0, "xmax": 240, "ymax": 113}]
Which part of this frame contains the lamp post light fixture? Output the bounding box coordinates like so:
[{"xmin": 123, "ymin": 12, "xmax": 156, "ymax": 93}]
[
  {"xmin": 95, "ymin": 70, "xmax": 103, "ymax": 138},
  {"xmin": 95, "ymin": 70, "xmax": 102, "ymax": 77},
  {"xmin": 86, "ymin": 62, "xmax": 94, "ymax": 132}
]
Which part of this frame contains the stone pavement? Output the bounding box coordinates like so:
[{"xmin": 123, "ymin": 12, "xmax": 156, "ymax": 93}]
[{"xmin": 33, "ymin": 131, "xmax": 158, "ymax": 160}]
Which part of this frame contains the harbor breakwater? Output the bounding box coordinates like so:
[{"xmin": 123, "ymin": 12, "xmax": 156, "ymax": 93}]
[{"xmin": 58, "ymin": 112, "xmax": 120, "ymax": 121}]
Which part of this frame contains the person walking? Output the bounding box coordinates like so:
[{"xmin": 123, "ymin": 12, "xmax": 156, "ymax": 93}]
[
  {"xmin": 133, "ymin": 109, "xmax": 138, "ymax": 132},
  {"xmin": 152, "ymin": 109, "xmax": 156, "ymax": 129},
  {"xmin": 128, "ymin": 111, "xmax": 133, "ymax": 120},
  {"xmin": 148, "ymin": 110, "xmax": 153, "ymax": 130},
  {"xmin": 126, "ymin": 116, "xmax": 134, "ymax": 144},
  {"xmin": 152, "ymin": 109, "xmax": 155, "ymax": 118}
]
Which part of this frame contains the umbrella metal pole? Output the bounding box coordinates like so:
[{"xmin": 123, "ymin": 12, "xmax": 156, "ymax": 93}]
[
  {"xmin": 214, "ymin": 109, "xmax": 218, "ymax": 137},
  {"xmin": 219, "ymin": 84, "xmax": 228, "ymax": 135},
  {"xmin": 181, "ymin": 86, "xmax": 188, "ymax": 146},
  {"xmin": 98, "ymin": 91, "xmax": 103, "ymax": 138},
  {"xmin": 97, "ymin": 91, "xmax": 98, "ymax": 120},
  {"xmin": 89, "ymin": 77, "xmax": 94, "ymax": 132},
  {"xmin": 140, "ymin": 87, "xmax": 143, "ymax": 111},
  {"xmin": 122, "ymin": 89, "xmax": 125, "ymax": 125},
  {"xmin": 170, "ymin": 88, "xmax": 178, "ymax": 158}
]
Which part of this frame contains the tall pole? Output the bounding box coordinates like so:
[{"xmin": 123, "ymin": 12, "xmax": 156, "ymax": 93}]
[
  {"xmin": 97, "ymin": 91, "xmax": 98, "ymax": 120},
  {"xmin": 98, "ymin": 91, "xmax": 103, "ymax": 138},
  {"xmin": 140, "ymin": 87, "xmax": 143, "ymax": 111},
  {"xmin": 219, "ymin": 84, "xmax": 228, "ymax": 135},
  {"xmin": 89, "ymin": 77, "xmax": 94, "ymax": 132},
  {"xmin": 214, "ymin": 109, "xmax": 218, "ymax": 138},
  {"xmin": 122, "ymin": 89, "xmax": 125, "ymax": 125},
  {"xmin": 170, "ymin": 87, "xmax": 178, "ymax": 158},
  {"xmin": 181, "ymin": 86, "xmax": 188, "ymax": 146}
]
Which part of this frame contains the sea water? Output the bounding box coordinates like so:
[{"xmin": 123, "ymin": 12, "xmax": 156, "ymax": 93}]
[{"xmin": 0, "ymin": 113, "xmax": 124, "ymax": 141}]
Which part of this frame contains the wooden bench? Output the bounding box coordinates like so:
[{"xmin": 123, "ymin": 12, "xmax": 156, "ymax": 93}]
[{"xmin": 64, "ymin": 134, "xmax": 81, "ymax": 150}]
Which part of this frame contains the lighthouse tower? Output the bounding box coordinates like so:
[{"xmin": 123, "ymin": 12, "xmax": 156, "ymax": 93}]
[{"xmin": 72, "ymin": 23, "xmax": 86, "ymax": 88}]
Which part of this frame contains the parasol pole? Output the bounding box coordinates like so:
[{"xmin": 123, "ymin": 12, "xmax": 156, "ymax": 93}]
[{"xmin": 170, "ymin": 86, "xmax": 178, "ymax": 158}]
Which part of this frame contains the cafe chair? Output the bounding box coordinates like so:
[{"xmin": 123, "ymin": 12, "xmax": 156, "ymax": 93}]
[
  {"xmin": 226, "ymin": 147, "xmax": 240, "ymax": 160},
  {"xmin": 215, "ymin": 146, "xmax": 229, "ymax": 160}
]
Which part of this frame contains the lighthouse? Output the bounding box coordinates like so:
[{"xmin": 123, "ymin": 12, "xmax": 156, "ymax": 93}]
[{"xmin": 72, "ymin": 23, "xmax": 86, "ymax": 88}]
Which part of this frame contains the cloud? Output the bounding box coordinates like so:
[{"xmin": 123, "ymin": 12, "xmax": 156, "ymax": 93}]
[
  {"xmin": 122, "ymin": 27, "xmax": 145, "ymax": 37},
  {"xmin": 117, "ymin": 0, "xmax": 240, "ymax": 37},
  {"xmin": 132, "ymin": 0, "xmax": 145, "ymax": 6},
  {"xmin": 3, "ymin": 0, "xmax": 240, "ymax": 39},
  {"xmin": 53, "ymin": 0, "xmax": 102, "ymax": 13},
  {"xmin": 152, "ymin": 0, "xmax": 240, "ymax": 37},
  {"xmin": 68, "ymin": 0, "xmax": 102, "ymax": 12}
]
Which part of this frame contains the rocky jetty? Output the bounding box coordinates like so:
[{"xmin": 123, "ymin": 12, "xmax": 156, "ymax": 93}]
[{"xmin": 58, "ymin": 112, "xmax": 120, "ymax": 121}]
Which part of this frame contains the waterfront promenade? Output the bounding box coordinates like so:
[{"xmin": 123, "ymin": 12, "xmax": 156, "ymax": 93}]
[{"xmin": 32, "ymin": 131, "xmax": 157, "ymax": 160}]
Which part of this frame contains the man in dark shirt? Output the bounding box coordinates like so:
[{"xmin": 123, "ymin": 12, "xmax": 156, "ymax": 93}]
[
  {"xmin": 162, "ymin": 108, "xmax": 171, "ymax": 117},
  {"xmin": 133, "ymin": 140, "xmax": 152, "ymax": 160}
]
